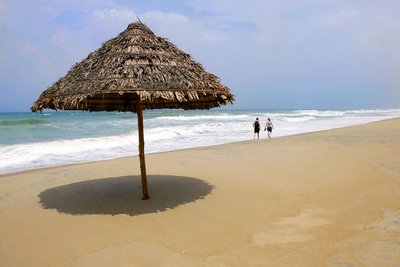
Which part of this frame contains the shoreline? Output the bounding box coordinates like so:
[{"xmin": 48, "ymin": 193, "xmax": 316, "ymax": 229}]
[
  {"xmin": 1, "ymin": 117, "xmax": 398, "ymax": 177},
  {"xmin": 1, "ymin": 118, "xmax": 400, "ymax": 266}
]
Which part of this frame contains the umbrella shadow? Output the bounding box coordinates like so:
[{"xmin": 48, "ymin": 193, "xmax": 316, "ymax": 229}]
[{"xmin": 38, "ymin": 175, "xmax": 214, "ymax": 216}]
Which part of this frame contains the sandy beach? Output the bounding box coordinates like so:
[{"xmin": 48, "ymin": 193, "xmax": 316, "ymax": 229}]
[{"xmin": 1, "ymin": 118, "xmax": 399, "ymax": 266}]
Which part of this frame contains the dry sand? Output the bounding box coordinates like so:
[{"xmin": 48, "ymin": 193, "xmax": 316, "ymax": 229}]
[{"xmin": 1, "ymin": 118, "xmax": 400, "ymax": 266}]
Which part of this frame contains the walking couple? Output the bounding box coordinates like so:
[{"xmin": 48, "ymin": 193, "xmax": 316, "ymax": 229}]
[{"xmin": 253, "ymin": 117, "xmax": 274, "ymax": 139}]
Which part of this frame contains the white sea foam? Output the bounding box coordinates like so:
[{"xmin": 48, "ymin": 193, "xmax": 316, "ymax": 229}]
[
  {"xmin": 1, "ymin": 109, "xmax": 399, "ymax": 174},
  {"xmin": 150, "ymin": 114, "xmax": 250, "ymax": 121}
]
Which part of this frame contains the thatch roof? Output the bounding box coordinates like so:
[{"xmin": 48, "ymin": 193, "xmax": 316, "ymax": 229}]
[{"xmin": 31, "ymin": 22, "xmax": 235, "ymax": 112}]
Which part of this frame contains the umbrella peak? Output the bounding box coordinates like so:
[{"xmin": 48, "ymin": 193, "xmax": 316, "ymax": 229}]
[{"xmin": 125, "ymin": 21, "xmax": 153, "ymax": 33}]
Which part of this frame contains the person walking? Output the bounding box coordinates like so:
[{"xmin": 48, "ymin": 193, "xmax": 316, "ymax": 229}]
[
  {"xmin": 253, "ymin": 117, "xmax": 260, "ymax": 140},
  {"xmin": 264, "ymin": 118, "xmax": 274, "ymax": 138}
]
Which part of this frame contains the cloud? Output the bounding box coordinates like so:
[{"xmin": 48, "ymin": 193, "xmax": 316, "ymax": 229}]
[
  {"xmin": 93, "ymin": 8, "xmax": 136, "ymax": 21},
  {"xmin": 141, "ymin": 10, "xmax": 229, "ymax": 45},
  {"xmin": 43, "ymin": 7, "xmax": 138, "ymax": 67},
  {"xmin": 325, "ymin": 10, "xmax": 361, "ymax": 28}
]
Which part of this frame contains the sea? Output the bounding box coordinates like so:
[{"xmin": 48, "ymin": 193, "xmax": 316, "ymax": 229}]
[{"xmin": 1, "ymin": 109, "xmax": 400, "ymax": 174}]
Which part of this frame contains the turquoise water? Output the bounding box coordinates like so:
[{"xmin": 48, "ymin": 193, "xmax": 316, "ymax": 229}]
[
  {"xmin": 0, "ymin": 111, "xmax": 135, "ymax": 145},
  {"xmin": 1, "ymin": 109, "xmax": 400, "ymax": 174}
]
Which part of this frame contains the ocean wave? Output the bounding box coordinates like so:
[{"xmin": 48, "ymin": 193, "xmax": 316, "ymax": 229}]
[
  {"xmin": 150, "ymin": 114, "xmax": 250, "ymax": 121},
  {"xmin": 0, "ymin": 119, "xmax": 48, "ymax": 126},
  {"xmin": 281, "ymin": 116, "xmax": 316, "ymax": 122},
  {"xmin": 0, "ymin": 133, "xmax": 137, "ymax": 174}
]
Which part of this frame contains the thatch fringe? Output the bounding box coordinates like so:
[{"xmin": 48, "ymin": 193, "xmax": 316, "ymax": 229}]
[
  {"xmin": 31, "ymin": 89, "xmax": 231, "ymax": 112},
  {"xmin": 31, "ymin": 22, "xmax": 234, "ymax": 112}
]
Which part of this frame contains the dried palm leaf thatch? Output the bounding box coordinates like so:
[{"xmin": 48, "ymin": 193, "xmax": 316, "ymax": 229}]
[{"xmin": 31, "ymin": 22, "xmax": 235, "ymax": 112}]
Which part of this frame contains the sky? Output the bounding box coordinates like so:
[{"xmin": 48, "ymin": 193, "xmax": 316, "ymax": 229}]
[{"xmin": 1, "ymin": 0, "xmax": 400, "ymax": 111}]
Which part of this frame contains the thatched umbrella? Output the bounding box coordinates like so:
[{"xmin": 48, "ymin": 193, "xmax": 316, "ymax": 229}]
[{"xmin": 31, "ymin": 21, "xmax": 235, "ymax": 200}]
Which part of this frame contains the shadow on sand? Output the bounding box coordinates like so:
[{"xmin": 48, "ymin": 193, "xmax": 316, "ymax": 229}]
[{"xmin": 38, "ymin": 175, "xmax": 214, "ymax": 216}]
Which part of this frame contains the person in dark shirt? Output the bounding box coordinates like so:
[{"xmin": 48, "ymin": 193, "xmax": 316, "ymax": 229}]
[{"xmin": 253, "ymin": 117, "xmax": 260, "ymax": 140}]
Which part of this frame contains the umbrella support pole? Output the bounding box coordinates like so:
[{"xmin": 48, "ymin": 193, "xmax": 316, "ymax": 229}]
[{"xmin": 137, "ymin": 98, "xmax": 150, "ymax": 200}]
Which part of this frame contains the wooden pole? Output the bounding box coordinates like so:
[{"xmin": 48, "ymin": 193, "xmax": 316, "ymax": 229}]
[{"xmin": 136, "ymin": 97, "xmax": 149, "ymax": 200}]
